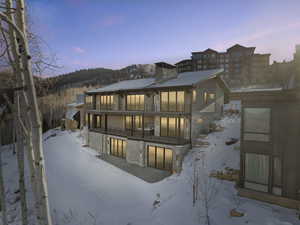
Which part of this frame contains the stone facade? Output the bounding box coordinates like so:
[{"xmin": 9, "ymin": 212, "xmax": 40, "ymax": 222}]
[{"xmin": 87, "ymin": 131, "xmax": 190, "ymax": 173}]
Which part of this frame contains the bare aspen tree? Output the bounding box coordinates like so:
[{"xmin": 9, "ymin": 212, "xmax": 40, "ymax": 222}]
[
  {"xmin": 16, "ymin": 93, "xmax": 28, "ymax": 225},
  {"xmin": 0, "ymin": 0, "xmax": 53, "ymax": 224},
  {"xmin": 196, "ymin": 152, "xmax": 220, "ymax": 225},
  {"xmin": 0, "ymin": 108, "xmax": 8, "ymax": 225},
  {"xmin": 15, "ymin": 1, "xmax": 52, "ymax": 224}
]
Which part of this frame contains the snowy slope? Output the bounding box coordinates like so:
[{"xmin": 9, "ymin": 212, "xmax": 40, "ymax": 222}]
[{"xmin": 1, "ymin": 116, "xmax": 299, "ymax": 225}]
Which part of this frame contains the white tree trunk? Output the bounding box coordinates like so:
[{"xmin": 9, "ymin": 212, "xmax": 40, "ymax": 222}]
[
  {"xmin": 15, "ymin": 1, "xmax": 52, "ymax": 225},
  {"xmin": 5, "ymin": 0, "xmax": 39, "ymax": 223},
  {"xmin": 1, "ymin": 1, "xmax": 53, "ymax": 224},
  {"xmin": 0, "ymin": 118, "xmax": 8, "ymax": 225},
  {"xmin": 16, "ymin": 94, "xmax": 28, "ymax": 225}
]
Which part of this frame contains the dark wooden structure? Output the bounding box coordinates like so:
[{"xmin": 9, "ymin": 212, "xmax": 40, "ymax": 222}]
[{"xmin": 238, "ymin": 88, "xmax": 300, "ymax": 208}]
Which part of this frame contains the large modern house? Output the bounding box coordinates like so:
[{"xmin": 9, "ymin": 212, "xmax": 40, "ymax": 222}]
[
  {"xmin": 84, "ymin": 68, "xmax": 228, "ymax": 173},
  {"xmin": 236, "ymin": 82, "xmax": 300, "ymax": 209}
]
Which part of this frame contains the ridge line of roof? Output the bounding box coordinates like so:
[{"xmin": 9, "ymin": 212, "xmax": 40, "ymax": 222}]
[{"xmin": 87, "ymin": 69, "xmax": 224, "ymax": 93}]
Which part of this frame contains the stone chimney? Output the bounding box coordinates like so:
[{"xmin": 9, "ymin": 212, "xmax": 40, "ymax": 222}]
[{"xmin": 154, "ymin": 62, "xmax": 178, "ymax": 83}]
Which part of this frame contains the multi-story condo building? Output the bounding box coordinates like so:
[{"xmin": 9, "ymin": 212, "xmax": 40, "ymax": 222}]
[
  {"xmin": 84, "ymin": 68, "xmax": 228, "ymax": 173},
  {"xmin": 175, "ymin": 59, "xmax": 193, "ymax": 73},
  {"xmin": 176, "ymin": 44, "xmax": 270, "ymax": 86}
]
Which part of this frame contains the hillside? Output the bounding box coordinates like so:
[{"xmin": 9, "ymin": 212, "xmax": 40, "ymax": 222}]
[{"xmin": 40, "ymin": 64, "xmax": 157, "ymax": 96}]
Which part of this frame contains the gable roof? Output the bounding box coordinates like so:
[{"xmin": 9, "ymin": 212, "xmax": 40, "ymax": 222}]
[
  {"xmin": 175, "ymin": 59, "xmax": 192, "ymax": 65},
  {"xmin": 192, "ymin": 48, "xmax": 218, "ymax": 55},
  {"xmin": 227, "ymin": 44, "xmax": 255, "ymax": 52},
  {"xmin": 87, "ymin": 69, "xmax": 224, "ymax": 94},
  {"xmin": 86, "ymin": 78, "xmax": 156, "ymax": 94},
  {"xmin": 148, "ymin": 69, "xmax": 223, "ymax": 89},
  {"xmin": 203, "ymin": 48, "xmax": 218, "ymax": 53}
]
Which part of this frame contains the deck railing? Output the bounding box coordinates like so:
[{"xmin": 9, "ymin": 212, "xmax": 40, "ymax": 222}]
[{"xmin": 89, "ymin": 127, "xmax": 189, "ymax": 145}]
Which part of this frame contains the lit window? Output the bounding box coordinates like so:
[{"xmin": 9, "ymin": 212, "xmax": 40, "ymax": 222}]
[
  {"xmin": 89, "ymin": 114, "xmax": 93, "ymax": 128},
  {"xmin": 85, "ymin": 95, "xmax": 93, "ymax": 109},
  {"xmin": 94, "ymin": 115, "xmax": 102, "ymax": 128},
  {"xmin": 160, "ymin": 91, "xmax": 185, "ymax": 112},
  {"xmin": 126, "ymin": 94, "xmax": 144, "ymax": 111},
  {"xmin": 100, "ymin": 95, "xmax": 114, "ymax": 110},
  {"xmin": 192, "ymin": 90, "xmax": 197, "ymax": 103},
  {"xmin": 203, "ymin": 91, "xmax": 215, "ymax": 104},
  {"xmin": 125, "ymin": 115, "xmax": 143, "ymax": 131},
  {"xmin": 147, "ymin": 146, "xmax": 173, "ymax": 171},
  {"xmin": 160, "ymin": 117, "xmax": 185, "ymax": 137},
  {"xmin": 96, "ymin": 95, "xmax": 101, "ymax": 110},
  {"xmin": 110, "ymin": 138, "xmax": 126, "ymax": 158}
]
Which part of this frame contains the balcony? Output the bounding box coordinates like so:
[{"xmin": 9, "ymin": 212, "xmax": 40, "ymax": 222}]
[{"xmin": 89, "ymin": 127, "xmax": 190, "ymax": 145}]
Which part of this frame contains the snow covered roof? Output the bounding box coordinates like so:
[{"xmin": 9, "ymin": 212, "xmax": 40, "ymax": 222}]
[
  {"xmin": 87, "ymin": 78, "xmax": 156, "ymax": 94},
  {"xmin": 66, "ymin": 108, "xmax": 79, "ymax": 120},
  {"xmin": 87, "ymin": 69, "xmax": 223, "ymax": 94},
  {"xmin": 67, "ymin": 102, "xmax": 84, "ymax": 107},
  {"xmin": 149, "ymin": 69, "xmax": 223, "ymax": 89}
]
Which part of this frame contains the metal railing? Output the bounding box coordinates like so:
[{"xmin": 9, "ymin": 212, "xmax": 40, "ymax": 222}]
[{"xmin": 90, "ymin": 127, "xmax": 189, "ymax": 145}]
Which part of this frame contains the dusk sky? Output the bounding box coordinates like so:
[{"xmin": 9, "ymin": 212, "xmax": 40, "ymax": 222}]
[{"xmin": 28, "ymin": 0, "xmax": 300, "ymax": 76}]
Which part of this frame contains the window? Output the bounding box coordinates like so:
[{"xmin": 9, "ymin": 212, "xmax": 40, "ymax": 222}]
[
  {"xmin": 125, "ymin": 115, "xmax": 143, "ymax": 130},
  {"xmin": 192, "ymin": 90, "xmax": 197, "ymax": 103},
  {"xmin": 96, "ymin": 95, "xmax": 101, "ymax": 110},
  {"xmin": 160, "ymin": 91, "xmax": 185, "ymax": 112},
  {"xmin": 93, "ymin": 115, "xmax": 102, "ymax": 129},
  {"xmin": 245, "ymin": 153, "xmax": 269, "ymax": 185},
  {"xmin": 160, "ymin": 117, "xmax": 185, "ymax": 137},
  {"xmin": 88, "ymin": 114, "xmax": 93, "ymax": 128},
  {"xmin": 147, "ymin": 146, "xmax": 173, "ymax": 171},
  {"xmin": 203, "ymin": 91, "xmax": 215, "ymax": 104},
  {"xmin": 100, "ymin": 95, "xmax": 114, "ymax": 110},
  {"xmin": 110, "ymin": 138, "xmax": 126, "ymax": 158},
  {"xmin": 85, "ymin": 95, "xmax": 93, "ymax": 109},
  {"xmin": 243, "ymin": 108, "xmax": 271, "ymax": 142},
  {"xmin": 126, "ymin": 94, "xmax": 144, "ymax": 111}
]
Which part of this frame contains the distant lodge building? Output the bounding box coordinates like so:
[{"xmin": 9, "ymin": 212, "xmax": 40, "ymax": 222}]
[
  {"xmin": 175, "ymin": 44, "xmax": 270, "ymax": 87},
  {"xmin": 236, "ymin": 83, "xmax": 300, "ymax": 209},
  {"xmin": 84, "ymin": 68, "xmax": 229, "ymax": 173}
]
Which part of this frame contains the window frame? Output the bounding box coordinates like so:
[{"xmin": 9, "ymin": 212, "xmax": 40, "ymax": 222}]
[
  {"xmin": 244, "ymin": 153, "xmax": 269, "ymax": 186},
  {"xmin": 160, "ymin": 90, "xmax": 185, "ymax": 112},
  {"xmin": 147, "ymin": 145, "xmax": 173, "ymax": 171},
  {"xmin": 124, "ymin": 115, "xmax": 143, "ymax": 131},
  {"xmin": 243, "ymin": 107, "xmax": 271, "ymax": 142},
  {"xmin": 126, "ymin": 94, "xmax": 145, "ymax": 111},
  {"xmin": 160, "ymin": 117, "xmax": 185, "ymax": 138},
  {"xmin": 100, "ymin": 95, "xmax": 114, "ymax": 110},
  {"xmin": 203, "ymin": 91, "xmax": 215, "ymax": 105},
  {"xmin": 110, "ymin": 138, "xmax": 126, "ymax": 159},
  {"xmin": 85, "ymin": 95, "xmax": 93, "ymax": 109}
]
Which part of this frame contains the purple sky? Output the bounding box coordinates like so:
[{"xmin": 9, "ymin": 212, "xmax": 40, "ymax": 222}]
[{"xmin": 28, "ymin": 0, "xmax": 300, "ymax": 76}]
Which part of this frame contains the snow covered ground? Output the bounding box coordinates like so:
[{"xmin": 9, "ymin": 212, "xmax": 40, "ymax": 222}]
[{"xmin": 2, "ymin": 116, "xmax": 300, "ymax": 225}]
